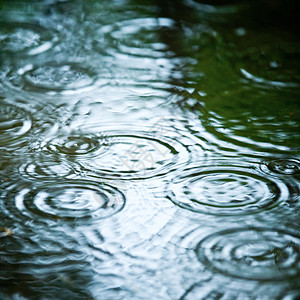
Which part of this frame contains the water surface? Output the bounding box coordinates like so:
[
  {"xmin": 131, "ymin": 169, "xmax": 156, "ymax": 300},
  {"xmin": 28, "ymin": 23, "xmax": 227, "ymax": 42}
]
[{"xmin": 1, "ymin": 0, "xmax": 299, "ymax": 299}]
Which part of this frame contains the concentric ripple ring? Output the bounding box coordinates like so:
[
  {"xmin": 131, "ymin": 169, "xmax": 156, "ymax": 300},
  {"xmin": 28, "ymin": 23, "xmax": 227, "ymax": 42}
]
[
  {"xmin": 17, "ymin": 180, "xmax": 126, "ymax": 222},
  {"xmin": 45, "ymin": 128, "xmax": 193, "ymax": 180},
  {"xmin": 7, "ymin": 62, "xmax": 98, "ymax": 94},
  {"xmin": 24, "ymin": 63, "xmax": 95, "ymax": 92},
  {"xmin": 267, "ymin": 159, "xmax": 300, "ymax": 175},
  {"xmin": 79, "ymin": 132, "xmax": 189, "ymax": 180},
  {"xmin": 196, "ymin": 227, "xmax": 300, "ymax": 281},
  {"xmin": 19, "ymin": 157, "xmax": 74, "ymax": 180},
  {"xmin": 46, "ymin": 135, "xmax": 102, "ymax": 156},
  {"xmin": 167, "ymin": 163, "xmax": 289, "ymax": 215}
]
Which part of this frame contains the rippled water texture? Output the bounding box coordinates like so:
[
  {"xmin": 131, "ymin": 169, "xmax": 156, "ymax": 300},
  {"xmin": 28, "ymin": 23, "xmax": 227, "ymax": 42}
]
[
  {"xmin": 0, "ymin": 0, "xmax": 299, "ymax": 299},
  {"xmin": 0, "ymin": 102, "xmax": 32, "ymax": 146},
  {"xmin": 196, "ymin": 227, "xmax": 300, "ymax": 281},
  {"xmin": 167, "ymin": 161, "xmax": 292, "ymax": 215}
]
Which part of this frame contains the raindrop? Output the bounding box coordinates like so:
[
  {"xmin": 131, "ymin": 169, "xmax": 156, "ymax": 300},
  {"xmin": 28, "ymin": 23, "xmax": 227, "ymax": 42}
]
[
  {"xmin": 96, "ymin": 17, "xmax": 175, "ymax": 59},
  {"xmin": 24, "ymin": 63, "xmax": 95, "ymax": 92}
]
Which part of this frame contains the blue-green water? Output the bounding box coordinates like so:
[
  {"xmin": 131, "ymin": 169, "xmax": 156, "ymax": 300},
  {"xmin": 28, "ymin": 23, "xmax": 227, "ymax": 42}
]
[{"xmin": 0, "ymin": 0, "xmax": 299, "ymax": 299}]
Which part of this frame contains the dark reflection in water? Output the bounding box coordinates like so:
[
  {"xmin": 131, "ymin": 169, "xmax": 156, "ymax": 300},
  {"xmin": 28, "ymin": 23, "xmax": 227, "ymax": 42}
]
[{"xmin": 0, "ymin": 0, "xmax": 299, "ymax": 299}]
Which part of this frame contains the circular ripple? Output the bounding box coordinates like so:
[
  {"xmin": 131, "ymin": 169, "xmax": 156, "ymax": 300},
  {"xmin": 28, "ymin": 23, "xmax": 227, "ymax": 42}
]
[
  {"xmin": 7, "ymin": 62, "xmax": 99, "ymax": 94},
  {"xmin": 24, "ymin": 63, "xmax": 95, "ymax": 92},
  {"xmin": 45, "ymin": 128, "xmax": 193, "ymax": 180},
  {"xmin": 19, "ymin": 157, "xmax": 75, "ymax": 180},
  {"xmin": 167, "ymin": 163, "xmax": 288, "ymax": 215},
  {"xmin": 17, "ymin": 180, "xmax": 125, "ymax": 221},
  {"xmin": 0, "ymin": 21, "xmax": 55, "ymax": 56},
  {"xmin": 196, "ymin": 227, "xmax": 300, "ymax": 281},
  {"xmin": 0, "ymin": 102, "xmax": 32, "ymax": 146},
  {"xmin": 96, "ymin": 17, "xmax": 175, "ymax": 59},
  {"xmin": 46, "ymin": 135, "xmax": 102, "ymax": 156},
  {"xmin": 267, "ymin": 159, "xmax": 300, "ymax": 175},
  {"xmin": 82, "ymin": 132, "xmax": 191, "ymax": 180}
]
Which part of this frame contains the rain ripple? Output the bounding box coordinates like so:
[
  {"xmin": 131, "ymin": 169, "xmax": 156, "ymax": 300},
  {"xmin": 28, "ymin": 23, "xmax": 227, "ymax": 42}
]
[
  {"xmin": 6, "ymin": 61, "xmax": 106, "ymax": 95},
  {"xmin": 19, "ymin": 155, "xmax": 76, "ymax": 181},
  {"xmin": 96, "ymin": 17, "xmax": 175, "ymax": 59},
  {"xmin": 196, "ymin": 227, "xmax": 300, "ymax": 281},
  {"xmin": 94, "ymin": 16, "xmax": 179, "ymax": 89},
  {"xmin": 44, "ymin": 127, "xmax": 195, "ymax": 180},
  {"xmin": 2, "ymin": 180, "xmax": 125, "ymax": 223},
  {"xmin": 167, "ymin": 161, "xmax": 290, "ymax": 215},
  {"xmin": 46, "ymin": 134, "xmax": 103, "ymax": 156},
  {"xmin": 203, "ymin": 109, "xmax": 300, "ymax": 157},
  {"xmin": 262, "ymin": 158, "xmax": 300, "ymax": 176}
]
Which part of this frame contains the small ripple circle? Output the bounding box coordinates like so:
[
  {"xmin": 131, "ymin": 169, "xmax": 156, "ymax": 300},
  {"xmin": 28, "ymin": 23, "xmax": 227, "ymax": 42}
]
[
  {"xmin": 46, "ymin": 135, "xmax": 101, "ymax": 156},
  {"xmin": 8, "ymin": 62, "xmax": 98, "ymax": 94},
  {"xmin": 267, "ymin": 159, "xmax": 300, "ymax": 175},
  {"xmin": 24, "ymin": 63, "xmax": 95, "ymax": 92},
  {"xmin": 19, "ymin": 180, "xmax": 126, "ymax": 221},
  {"xmin": 196, "ymin": 227, "xmax": 300, "ymax": 281},
  {"xmin": 19, "ymin": 157, "xmax": 74, "ymax": 180},
  {"xmin": 167, "ymin": 163, "xmax": 288, "ymax": 215},
  {"xmin": 95, "ymin": 17, "xmax": 175, "ymax": 59}
]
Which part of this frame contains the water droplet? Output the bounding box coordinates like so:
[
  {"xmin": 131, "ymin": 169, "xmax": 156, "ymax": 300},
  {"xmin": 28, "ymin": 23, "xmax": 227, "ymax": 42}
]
[
  {"xmin": 167, "ymin": 162, "xmax": 288, "ymax": 215},
  {"xmin": 196, "ymin": 227, "xmax": 300, "ymax": 280},
  {"xmin": 235, "ymin": 27, "xmax": 246, "ymax": 36}
]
